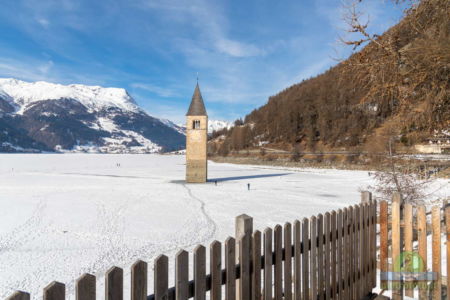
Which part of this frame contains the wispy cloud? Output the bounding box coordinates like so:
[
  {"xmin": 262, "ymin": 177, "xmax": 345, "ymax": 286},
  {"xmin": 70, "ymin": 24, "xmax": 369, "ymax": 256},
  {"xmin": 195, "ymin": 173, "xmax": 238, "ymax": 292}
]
[{"xmin": 131, "ymin": 83, "xmax": 178, "ymax": 98}]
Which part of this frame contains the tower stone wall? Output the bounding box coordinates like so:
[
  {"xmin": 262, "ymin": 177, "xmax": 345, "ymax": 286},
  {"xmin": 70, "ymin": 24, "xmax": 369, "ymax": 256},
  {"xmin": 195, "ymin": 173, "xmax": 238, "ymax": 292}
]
[
  {"xmin": 186, "ymin": 115, "xmax": 208, "ymax": 182},
  {"xmin": 186, "ymin": 83, "xmax": 208, "ymax": 183}
]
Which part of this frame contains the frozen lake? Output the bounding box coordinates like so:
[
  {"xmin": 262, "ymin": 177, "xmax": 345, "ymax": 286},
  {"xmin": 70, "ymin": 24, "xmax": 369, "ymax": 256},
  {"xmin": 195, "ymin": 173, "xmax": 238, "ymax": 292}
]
[{"xmin": 0, "ymin": 154, "xmax": 445, "ymax": 299}]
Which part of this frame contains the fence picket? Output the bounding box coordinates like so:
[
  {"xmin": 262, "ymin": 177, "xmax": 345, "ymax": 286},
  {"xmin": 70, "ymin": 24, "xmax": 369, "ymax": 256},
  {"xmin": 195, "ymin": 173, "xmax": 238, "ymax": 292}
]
[
  {"xmin": 131, "ymin": 261, "xmax": 147, "ymax": 300},
  {"xmin": 226, "ymin": 237, "xmax": 236, "ymax": 300},
  {"xmin": 154, "ymin": 255, "xmax": 168, "ymax": 300},
  {"xmin": 330, "ymin": 211, "xmax": 337, "ymax": 300},
  {"xmin": 404, "ymin": 204, "xmax": 413, "ymax": 297},
  {"xmin": 76, "ymin": 273, "xmax": 96, "ymax": 300},
  {"xmin": 391, "ymin": 193, "xmax": 402, "ymax": 300},
  {"xmin": 194, "ymin": 246, "xmax": 206, "ymax": 300},
  {"xmin": 7, "ymin": 291, "xmax": 30, "ymax": 300},
  {"xmin": 274, "ymin": 225, "xmax": 283, "ymax": 300},
  {"xmin": 210, "ymin": 241, "xmax": 222, "ymax": 300},
  {"xmin": 417, "ymin": 205, "xmax": 427, "ymax": 300},
  {"xmin": 106, "ymin": 267, "xmax": 123, "ymax": 300},
  {"xmin": 431, "ymin": 207, "xmax": 441, "ymax": 300},
  {"xmin": 371, "ymin": 200, "xmax": 377, "ymax": 289},
  {"xmin": 310, "ymin": 216, "xmax": 317, "ymax": 300},
  {"xmin": 342, "ymin": 208, "xmax": 348, "ymax": 300},
  {"xmin": 317, "ymin": 214, "xmax": 324, "ymax": 300},
  {"xmin": 301, "ymin": 218, "xmax": 309, "ymax": 300},
  {"xmin": 379, "ymin": 201, "xmax": 388, "ymax": 290},
  {"xmin": 284, "ymin": 222, "xmax": 293, "ymax": 300},
  {"xmin": 336, "ymin": 210, "xmax": 343, "ymax": 300},
  {"xmin": 44, "ymin": 282, "xmax": 65, "ymax": 300},
  {"xmin": 264, "ymin": 228, "xmax": 272, "ymax": 300},
  {"xmin": 324, "ymin": 212, "xmax": 331, "ymax": 300},
  {"xmin": 446, "ymin": 205, "xmax": 450, "ymax": 300},
  {"xmin": 347, "ymin": 205, "xmax": 359, "ymax": 300},
  {"xmin": 293, "ymin": 220, "xmax": 301, "ymax": 300},
  {"xmin": 355, "ymin": 204, "xmax": 366, "ymax": 299},
  {"xmin": 252, "ymin": 231, "xmax": 261, "ymax": 300},
  {"xmin": 239, "ymin": 234, "xmax": 251, "ymax": 300},
  {"xmin": 176, "ymin": 250, "xmax": 189, "ymax": 300}
]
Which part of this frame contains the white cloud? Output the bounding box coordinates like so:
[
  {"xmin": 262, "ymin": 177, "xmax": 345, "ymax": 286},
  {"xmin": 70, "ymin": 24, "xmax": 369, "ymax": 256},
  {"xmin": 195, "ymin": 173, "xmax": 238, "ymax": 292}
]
[{"xmin": 36, "ymin": 18, "xmax": 50, "ymax": 28}]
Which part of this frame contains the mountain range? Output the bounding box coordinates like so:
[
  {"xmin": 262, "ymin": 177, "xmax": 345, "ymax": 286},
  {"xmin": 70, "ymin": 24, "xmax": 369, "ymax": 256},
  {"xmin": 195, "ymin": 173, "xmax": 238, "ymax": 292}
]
[{"xmin": 0, "ymin": 78, "xmax": 228, "ymax": 153}]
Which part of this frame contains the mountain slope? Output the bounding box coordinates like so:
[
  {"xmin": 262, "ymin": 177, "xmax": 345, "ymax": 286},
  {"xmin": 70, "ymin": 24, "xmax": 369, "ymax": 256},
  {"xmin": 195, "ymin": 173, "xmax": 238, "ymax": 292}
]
[
  {"xmin": 0, "ymin": 79, "xmax": 185, "ymax": 153},
  {"xmin": 213, "ymin": 0, "xmax": 449, "ymax": 154}
]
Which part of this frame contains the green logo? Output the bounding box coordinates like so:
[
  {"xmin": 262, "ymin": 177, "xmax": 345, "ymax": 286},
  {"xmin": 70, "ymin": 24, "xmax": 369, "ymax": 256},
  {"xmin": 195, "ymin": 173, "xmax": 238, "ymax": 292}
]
[{"xmin": 393, "ymin": 251, "xmax": 425, "ymax": 273}]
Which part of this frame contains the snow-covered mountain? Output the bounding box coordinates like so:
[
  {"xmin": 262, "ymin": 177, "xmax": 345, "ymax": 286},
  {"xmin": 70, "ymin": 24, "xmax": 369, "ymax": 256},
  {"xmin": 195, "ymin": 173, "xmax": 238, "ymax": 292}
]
[
  {"xmin": 0, "ymin": 78, "xmax": 185, "ymax": 153},
  {"xmin": 174, "ymin": 120, "xmax": 233, "ymax": 135},
  {"xmin": 208, "ymin": 120, "xmax": 233, "ymax": 134}
]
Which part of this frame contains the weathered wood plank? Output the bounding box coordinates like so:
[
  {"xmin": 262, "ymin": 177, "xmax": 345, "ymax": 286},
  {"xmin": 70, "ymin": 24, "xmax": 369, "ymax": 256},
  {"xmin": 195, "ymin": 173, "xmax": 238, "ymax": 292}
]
[
  {"xmin": 324, "ymin": 212, "xmax": 331, "ymax": 300},
  {"xmin": 44, "ymin": 282, "xmax": 65, "ymax": 300},
  {"xmin": 274, "ymin": 225, "xmax": 283, "ymax": 300},
  {"xmin": 310, "ymin": 216, "xmax": 317, "ymax": 300},
  {"xmin": 154, "ymin": 255, "xmax": 168, "ymax": 300},
  {"xmin": 131, "ymin": 261, "xmax": 147, "ymax": 300},
  {"xmin": 264, "ymin": 228, "xmax": 273, "ymax": 300},
  {"xmin": 317, "ymin": 214, "xmax": 324, "ymax": 300},
  {"xmin": 284, "ymin": 222, "xmax": 293, "ymax": 300},
  {"xmin": 391, "ymin": 193, "xmax": 402, "ymax": 300},
  {"xmin": 379, "ymin": 201, "xmax": 389, "ymax": 291},
  {"xmin": 330, "ymin": 211, "xmax": 337, "ymax": 300},
  {"xmin": 106, "ymin": 267, "xmax": 123, "ymax": 300},
  {"xmin": 347, "ymin": 206, "xmax": 354, "ymax": 300},
  {"xmin": 210, "ymin": 241, "xmax": 222, "ymax": 300},
  {"xmin": 176, "ymin": 250, "xmax": 189, "ymax": 300},
  {"xmin": 252, "ymin": 231, "xmax": 262, "ymax": 300},
  {"xmin": 76, "ymin": 273, "xmax": 96, "ymax": 300},
  {"xmin": 431, "ymin": 206, "xmax": 441, "ymax": 300},
  {"xmin": 417, "ymin": 205, "xmax": 427, "ymax": 300},
  {"xmin": 348, "ymin": 205, "xmax": 360, "ymax": 300},
  {"xmin": 294, "ymin": 220, "xmax": 301, "ymax": 300},
  {"xmin": 355, "ymin": 204, "xmax": 367, "ymax": 299},
  {"xmin": 301, "ymin": 218, "xmax": 309, "ymax": 300},
  {"xmin": 226, "ymin": 237, "xmax": 236, "ymax": 300},
  {"xmin": 337, "ymin": 210, "xmax": 343, "ymax": 300},
  {"xmin": 240, "ymin": 234, "xmax": 251, "ymax": 300},
  {"xmin": 404, "ymin": 204, "xmax": 413, "ymax": 298},
  {"xmin": 342, "ymin": 208, "xmax": 348, "ymax": 300},
  {"xmin": 371, "ymin": 200, "xmax": 378, "ymax": 289},
  {"xmin": 236, "ymin": 214, "xmax": 253, "ymax": 300},
  {"xmin": 194, "ymin": 245, "xmax": 206, "ymax": 300},
  {"xmin": 446, "ymin": 204, "xmax": 450, "ymax": 300},
  {"xmin": 6, "ymin": 291, "xmax": 30, "ymax": 300}
]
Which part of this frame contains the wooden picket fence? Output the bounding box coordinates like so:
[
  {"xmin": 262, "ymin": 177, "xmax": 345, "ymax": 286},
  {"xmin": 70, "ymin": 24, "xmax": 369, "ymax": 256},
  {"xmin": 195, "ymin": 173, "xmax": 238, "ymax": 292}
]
[
  {"xmin": 7, "ymin": 199, "xmax": 378, "ymax": 300},
  {"xmin": 378, "ymin": 193, "xmax": 449, "ymax": 300}
]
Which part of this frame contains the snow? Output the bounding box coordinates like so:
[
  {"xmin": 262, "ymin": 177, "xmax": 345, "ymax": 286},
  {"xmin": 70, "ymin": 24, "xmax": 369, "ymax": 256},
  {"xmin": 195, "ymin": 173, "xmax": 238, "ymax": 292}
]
[
  {"xmin": 172, "ymin": 120, "xmax": 233, "ymax": 135},
  {"xmin": 0, "ymin": 78, "xmax": 140, "ymax": 114},
  {"xmin": 0, "ymin": 154, "xmax": 447, "ymax": 299},
  {"xmin": 208, "ymin": 120, "xmax": 233, "ymax": 134}
]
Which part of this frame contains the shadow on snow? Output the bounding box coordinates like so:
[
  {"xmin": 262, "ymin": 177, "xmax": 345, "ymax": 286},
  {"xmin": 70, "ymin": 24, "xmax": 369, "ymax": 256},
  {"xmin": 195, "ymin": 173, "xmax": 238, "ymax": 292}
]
[{"xmin": 208, "ymin": 173, "xmax": 291, "ymax": 182}]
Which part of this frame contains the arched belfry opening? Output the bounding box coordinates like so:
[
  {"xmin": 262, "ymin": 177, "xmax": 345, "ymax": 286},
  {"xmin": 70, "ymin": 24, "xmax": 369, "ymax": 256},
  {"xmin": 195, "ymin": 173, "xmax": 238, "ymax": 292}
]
[{"xmin": 186, "ymin": 83, "xmax": 208, "ymax": 183}]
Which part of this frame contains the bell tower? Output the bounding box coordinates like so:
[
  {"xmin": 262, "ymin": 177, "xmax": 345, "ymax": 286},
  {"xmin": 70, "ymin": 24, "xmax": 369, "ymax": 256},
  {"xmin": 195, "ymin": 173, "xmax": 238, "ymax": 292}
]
[{"xmin": 186, "ymin": 83, "xmax": 208, "ymax": 183}]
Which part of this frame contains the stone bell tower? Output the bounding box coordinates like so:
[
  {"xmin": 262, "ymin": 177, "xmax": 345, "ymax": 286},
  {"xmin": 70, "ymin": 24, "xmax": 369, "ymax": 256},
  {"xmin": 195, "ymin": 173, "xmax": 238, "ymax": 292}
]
[{"xmin": 186, "ymin": 83, "xmax": 208, "ymax": 183}]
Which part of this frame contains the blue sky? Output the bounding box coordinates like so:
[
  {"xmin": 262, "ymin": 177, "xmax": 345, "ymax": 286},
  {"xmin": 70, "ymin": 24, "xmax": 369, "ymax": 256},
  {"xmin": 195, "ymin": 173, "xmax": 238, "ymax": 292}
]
[{"xmin": 0, "ymin": 0, "xmax": 406, "ymax": 124}]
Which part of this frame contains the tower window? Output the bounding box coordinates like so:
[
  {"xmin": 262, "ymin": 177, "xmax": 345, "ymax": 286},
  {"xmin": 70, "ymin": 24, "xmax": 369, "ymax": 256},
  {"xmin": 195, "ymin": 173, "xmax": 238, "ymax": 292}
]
[{"xmin": 193, "ymin": 120, "xmax": 201, "ymax": 129}]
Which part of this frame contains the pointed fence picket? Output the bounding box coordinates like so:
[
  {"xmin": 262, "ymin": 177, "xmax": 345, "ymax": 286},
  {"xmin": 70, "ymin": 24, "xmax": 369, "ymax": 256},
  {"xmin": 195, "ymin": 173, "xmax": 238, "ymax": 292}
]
[{"xmin": 8, "ymin": 195, "xmax": 382, "ymax": 300}]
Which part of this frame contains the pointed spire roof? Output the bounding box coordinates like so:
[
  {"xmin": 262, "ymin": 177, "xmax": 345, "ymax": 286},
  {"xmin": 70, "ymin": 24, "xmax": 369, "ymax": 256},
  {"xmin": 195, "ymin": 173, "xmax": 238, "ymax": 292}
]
[{"xmin": 186, "ymin": 83, "xmax": 207, "ymax": 116}]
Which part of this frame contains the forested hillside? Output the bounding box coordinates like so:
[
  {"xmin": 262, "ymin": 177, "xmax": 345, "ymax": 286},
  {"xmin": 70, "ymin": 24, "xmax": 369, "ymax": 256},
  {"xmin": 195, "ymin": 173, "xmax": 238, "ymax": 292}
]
[{"xmin": 211, "ymin": 0, "xmax": 449, "ymax": 155}]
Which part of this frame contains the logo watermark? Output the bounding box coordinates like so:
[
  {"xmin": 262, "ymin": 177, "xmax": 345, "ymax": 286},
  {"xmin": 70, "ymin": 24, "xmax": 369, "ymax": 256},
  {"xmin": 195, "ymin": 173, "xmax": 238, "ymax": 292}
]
[{"xmin": 380, "ymin": 251, "xmax": 438, "ymax": 290}]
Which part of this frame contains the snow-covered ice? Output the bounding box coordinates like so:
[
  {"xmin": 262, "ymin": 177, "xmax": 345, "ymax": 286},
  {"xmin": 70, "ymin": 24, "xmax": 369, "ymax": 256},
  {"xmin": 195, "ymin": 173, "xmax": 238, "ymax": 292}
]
[{"xmin": 0, "ymin": 154, "xmax": 447, "ymax": 299}]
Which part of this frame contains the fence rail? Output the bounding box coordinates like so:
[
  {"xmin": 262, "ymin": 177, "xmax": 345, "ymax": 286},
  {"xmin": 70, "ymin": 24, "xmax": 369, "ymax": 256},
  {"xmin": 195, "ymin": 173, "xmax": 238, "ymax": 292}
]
[{"xmin": 7, "ymin": 199, "xmax": 377, "ymax": 300}]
